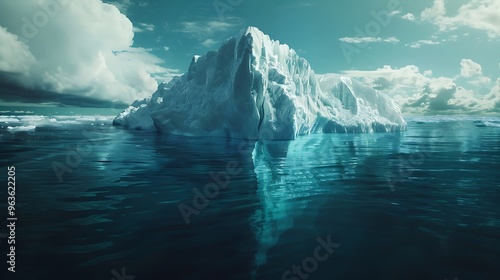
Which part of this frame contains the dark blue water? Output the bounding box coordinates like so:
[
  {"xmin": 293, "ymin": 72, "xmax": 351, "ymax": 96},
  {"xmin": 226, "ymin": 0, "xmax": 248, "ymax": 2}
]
[{"xmin": 0, "ymin": 115, "xmax": 499, "ymax": 280}]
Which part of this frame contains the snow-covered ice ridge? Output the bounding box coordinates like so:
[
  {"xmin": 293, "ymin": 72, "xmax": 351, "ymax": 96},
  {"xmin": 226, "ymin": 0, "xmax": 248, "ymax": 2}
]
[{"xmin": 114, "ymin": 27, "xmax": 407, "ymax": 140}]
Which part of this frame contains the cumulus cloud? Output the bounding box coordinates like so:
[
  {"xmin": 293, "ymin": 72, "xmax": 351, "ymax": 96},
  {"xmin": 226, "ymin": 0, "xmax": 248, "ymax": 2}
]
[
  {"xmin": 175, "ymin": 18, "xmax": 242, "ymax": 49},
  {"xmin": 421, "ymin": 0, "xmax": 446, "ymax": 21},
  {"xmin": 106, "ymin": 0, "xmax": 133, "ymax": 14},
  {"xmin": 0, "ymin": 27, "xmax": 37, "ymax": 74},
  {"xmin": 338, "ymin": 37, "xmax": 400, "ymax": 44},
  {"xmin": 460, "ymin": 58, "xmax": 492, "ymax": 86},
  {"xmin": 460, "ymin": 58, "xmax": 483, "ymax": 77},
  {"xmin": 342, "ymin": 65, "xmax": 430, "ymax": 92},
  {"xmin": 405, "ymin": 39, "xmax": 440, "ymax": 48},
  {"xmin": 485, "ymin": 78, "xmax": 500, "ymax": 109},
  {"xmin": 423, "ymin": 77, "xmax": 457, "ymax": 111},
  {"xmin": 201, "ymin": 39, "xmax": 218, "ymax": 47},
  {"xmin": 340, "ymin": 63, "xmax": 499, "ymax": 114},
  {"xmin": 401, "ymin": 13, "xmax": 416, "ymax": 21},
  {"xmin": 177, "ymin": 19, "xmax": 240, "ymax": 39},
  {"xmin": 0, "ymin": 0, "xmax": 178, "ymax": 106},
  {"xmin": 133, "ymin": 22, "xmax": 155, "ymax": 32},
  {"xmin": 421, "ymin": 0, "xmax": 500, "ymax": 38},
  {"xmin": 402, "ymin": 78, "xmax": 497, "ymax": 114}
]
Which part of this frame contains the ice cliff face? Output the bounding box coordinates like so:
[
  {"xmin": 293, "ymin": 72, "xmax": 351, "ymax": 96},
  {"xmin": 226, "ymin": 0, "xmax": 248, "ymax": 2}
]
[{"xmin": 113, "ymin": 27, "xmax": 406, "ymax": 139}]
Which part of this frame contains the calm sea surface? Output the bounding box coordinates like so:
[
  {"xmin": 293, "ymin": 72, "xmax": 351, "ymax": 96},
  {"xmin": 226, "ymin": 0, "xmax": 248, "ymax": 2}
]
[{"xmin": 0, "ymin": 115, "xmax": 499, "ymax": 280}]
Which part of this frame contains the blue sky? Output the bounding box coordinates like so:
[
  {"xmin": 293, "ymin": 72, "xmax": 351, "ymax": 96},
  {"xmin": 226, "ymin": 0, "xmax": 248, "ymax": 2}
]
[
  {"xmin": 0, "ymin": 0, "xmax": 499, "ymax": 114},
  {"xmin": 125, "ymin": 0, "xmax": 498, "ymax": 76}
]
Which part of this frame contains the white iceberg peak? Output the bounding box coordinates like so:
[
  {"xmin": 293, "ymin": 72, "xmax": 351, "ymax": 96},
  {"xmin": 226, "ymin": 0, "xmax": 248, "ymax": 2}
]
[{"xmin": 114, "ymin": 26, "xmax": 406, "ymax": 139}]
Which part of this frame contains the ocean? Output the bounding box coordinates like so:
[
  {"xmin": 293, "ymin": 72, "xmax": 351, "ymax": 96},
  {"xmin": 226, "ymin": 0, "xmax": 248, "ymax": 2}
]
[{"xmin": 0, "ymin": 114, "xmax": 499, "ymax": 280}]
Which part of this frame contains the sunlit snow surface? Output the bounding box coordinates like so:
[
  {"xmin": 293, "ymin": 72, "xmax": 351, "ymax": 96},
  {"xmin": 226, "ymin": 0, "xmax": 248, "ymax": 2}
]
[{"xmin": 114, "ymin": 27, "xmax": 406, "ymax": 139}]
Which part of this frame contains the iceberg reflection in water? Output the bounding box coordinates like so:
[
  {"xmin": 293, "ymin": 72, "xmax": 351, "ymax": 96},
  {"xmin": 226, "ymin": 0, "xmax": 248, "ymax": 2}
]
[{"xmin": 249, "ymin": 132, "xmax": 400, "ymax": 272}]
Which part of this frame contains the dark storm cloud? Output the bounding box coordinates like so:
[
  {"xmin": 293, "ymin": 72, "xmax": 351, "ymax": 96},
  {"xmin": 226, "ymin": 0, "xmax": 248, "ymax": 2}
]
[{"xmin": 0, "ymin": 80, "xmax": 128, "ymax": 108}]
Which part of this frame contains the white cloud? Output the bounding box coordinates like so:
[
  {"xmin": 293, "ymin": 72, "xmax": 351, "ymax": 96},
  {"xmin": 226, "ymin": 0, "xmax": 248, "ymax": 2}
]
[
  {"xmin": 201, "ymin": 39, "xmax": 218, "ymax": 47},
  {"xmin": 0, "ymin": 0, "xmax": 178, "ymax": 104},
  {"xmin": 340, "ymin": 63, "xmax": 499, "ymax": 114},
  {"xmin": 280, "ymin": 2, "xmax": 315, "ymax": 9},
  {"xmin": 163, "ymin": 46, "xmax": 170, "ymax": 51},
  {"xmin": 177, "ymin": 20, "xmax": 239, "ymax": 39},
  {"xmin": 484, "ymin": 78, "xmax": 500, "ymax": 109},
  {"xmin": 133, "ymin": 22, "xmax": 155, "ymax": 32},
  {"xmin": 447, "ymin": 87, "xmax": 485, "ymax": 110},
  {"xmin": 448, "ymin": 34, "xmax": 459, "ymax": 41},
  {"xmin": 468, "ymin": 76, "xmax": 493, "ymax": 87},
  {"xmin": 402, "ymin": 77, "xmax": 492, "ymax": 113},
  {"xmin": 338, "ymin": 37, "xmax": 400, "ymax": 44},
  {"xmin": 460, "ymin": 58, "xmax": 491, "ymax": 86},
  {"xmin": 106, "ymin": 0, "xmax": 133, "ymax": 14},
  {"xmin": 342, "ymin": 65, "xmax": 430, "ymax": 93},
  {"xmin": 401, "ymin": 13, "xmax": 416, "ymax": 21},
  {"xmin": 425, "ymin": 77, "xmax": 457, "ymax": 111},
  {"xmin": 421, "ymin": 0, "xmax": 446, "ymax": 21},
  {"xmin": 421, "ymin": 0, "xmax": 500, "ymax": 38},
  {"xmin": 175, "ymin": 19, "xmax": 241, "ymax": 49},
  {"xmin": 0, "ymin": 27, "xmax": 36, "ymax": 74},
  {"xmin": 461, "ymin": 58, "xmax": 483, "ymax": 77},
  {"xmin": 406, "ymin": 39, "xmax": 440, "ymax": 48}
]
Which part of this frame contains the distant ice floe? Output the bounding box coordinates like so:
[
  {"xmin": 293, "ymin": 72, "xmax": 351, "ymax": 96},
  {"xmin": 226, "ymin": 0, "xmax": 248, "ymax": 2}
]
[
  {"xmin": 0, "ymin": 115, "xmax": 115, "ymax": 133},
  {"xmin": 7, "ymin": 125, "xmax": 37, "ymax": 132},
  {"xmin": 474, "ymin": 121, "xmax": 500, "ymax": 128},
  {"xmin": 0, "ymin": 110, "xmax": 35, "ymax": 114},
  {"xmin": 0, "ymin": 117, "xmax": 20, "ymax": 123},
  {"xmin": 408, "ymin": 116, "xmax": 500, "ymax": 127}
]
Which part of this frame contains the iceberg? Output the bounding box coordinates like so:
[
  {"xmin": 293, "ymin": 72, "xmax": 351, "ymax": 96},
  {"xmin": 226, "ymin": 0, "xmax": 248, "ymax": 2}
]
[{"xmin": 113, "ymin": 27, "xmax": 406, "ymax": 139}]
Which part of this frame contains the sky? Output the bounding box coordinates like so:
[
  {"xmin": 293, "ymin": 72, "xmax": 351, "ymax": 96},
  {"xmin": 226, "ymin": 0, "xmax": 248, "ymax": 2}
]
[{"xmin": 0, "ymin": 0, "xmax": 499, "ymax": 115}]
